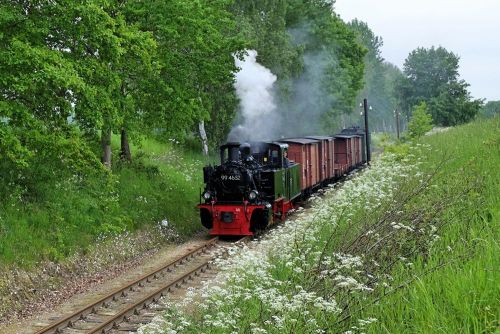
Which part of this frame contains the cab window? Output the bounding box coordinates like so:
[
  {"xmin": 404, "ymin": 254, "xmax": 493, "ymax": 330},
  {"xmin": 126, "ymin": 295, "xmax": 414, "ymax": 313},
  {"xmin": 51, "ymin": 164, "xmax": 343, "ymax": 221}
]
[{"xmin": 270, "ymin": 149, "xmax": 280, "ymax": 165}]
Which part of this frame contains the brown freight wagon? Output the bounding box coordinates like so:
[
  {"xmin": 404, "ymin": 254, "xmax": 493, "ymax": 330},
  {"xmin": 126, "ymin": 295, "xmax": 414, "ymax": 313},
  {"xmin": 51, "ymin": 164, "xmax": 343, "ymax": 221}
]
[
  {"xmin": 279, "ymin": 138, "xmax": 320, "ymax": 191},
  {"xmin": 340, "ymin": 127, "xmax": 367, "ymax": 164},
  {"xmin": 305, "ymin": 135, "xmax": 335, "ymax": 182},
  {"xmin": 351, "ymin": 135, "xmax": 362, "ymax": 166},
  {"xmin": 333, "ymin": 134, "xmax": 356, "ymax": 177}
]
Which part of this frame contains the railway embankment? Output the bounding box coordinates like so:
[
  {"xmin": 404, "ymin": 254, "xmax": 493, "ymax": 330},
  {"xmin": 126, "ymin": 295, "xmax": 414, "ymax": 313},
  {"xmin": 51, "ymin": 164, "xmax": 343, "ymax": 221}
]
[
  {"xmin": 0, "ymin": 137, "xmax": 207, "ymax": 325},
  {"xmin": 139, "ymin": 117, "xmax": 499, "ymax": 333}
]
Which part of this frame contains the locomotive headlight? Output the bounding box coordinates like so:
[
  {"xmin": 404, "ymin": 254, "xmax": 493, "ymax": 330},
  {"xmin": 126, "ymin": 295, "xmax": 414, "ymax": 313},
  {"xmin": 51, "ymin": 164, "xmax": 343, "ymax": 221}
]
[
  {"xmin": 249, "ymin": 190, "xmax": 258, "ymax": 201},
  {"xmin": 203, "ymin": 191, "xmax": 212, "ymax": 200}
]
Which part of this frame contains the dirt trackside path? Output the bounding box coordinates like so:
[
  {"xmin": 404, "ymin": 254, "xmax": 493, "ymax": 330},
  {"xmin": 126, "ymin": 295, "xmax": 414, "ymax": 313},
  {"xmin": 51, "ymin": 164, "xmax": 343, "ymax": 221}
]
[{"xmin": 0, "ymin": 234, "xmax": 212, "ymax": 334}]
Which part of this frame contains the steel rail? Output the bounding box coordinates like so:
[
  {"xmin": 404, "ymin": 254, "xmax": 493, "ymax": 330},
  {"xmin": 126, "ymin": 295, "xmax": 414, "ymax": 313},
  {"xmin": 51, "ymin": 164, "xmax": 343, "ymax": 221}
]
[
  {"xmin": 34, "ymin": 237, "xmax": 218, "ymax": 334},
  {"xmin": 88, "ymin": 235, "xmax": 252, "ymax": 333},
  {"xmin": 87, "ymin": 261, "xmax": 211, "ymax": 334}
]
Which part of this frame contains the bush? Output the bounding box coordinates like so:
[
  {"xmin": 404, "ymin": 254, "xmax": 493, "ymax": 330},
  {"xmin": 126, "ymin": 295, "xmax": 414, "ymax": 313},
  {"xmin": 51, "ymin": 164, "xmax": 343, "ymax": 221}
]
[{"xmin": 407, "ymin": 102, "xmax": 433, "ymax": 139}]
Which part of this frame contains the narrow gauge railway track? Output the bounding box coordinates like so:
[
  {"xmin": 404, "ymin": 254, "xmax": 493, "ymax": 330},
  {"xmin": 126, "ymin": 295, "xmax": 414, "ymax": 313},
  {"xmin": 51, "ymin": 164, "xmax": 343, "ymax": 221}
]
[{"xmin": 33, "ymin": 237, "xmax": 239, "ymax": 334}]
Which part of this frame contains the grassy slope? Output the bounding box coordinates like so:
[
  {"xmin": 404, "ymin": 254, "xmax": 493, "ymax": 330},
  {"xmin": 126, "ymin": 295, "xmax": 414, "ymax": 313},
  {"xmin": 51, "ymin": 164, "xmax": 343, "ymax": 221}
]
[
  {"xmin": 0, "ymin": 136, "xmax": 207, "ymax": 267},
  {"xmin": 365, "ymin": 118, "xmax": 499, "ymax": 333}
]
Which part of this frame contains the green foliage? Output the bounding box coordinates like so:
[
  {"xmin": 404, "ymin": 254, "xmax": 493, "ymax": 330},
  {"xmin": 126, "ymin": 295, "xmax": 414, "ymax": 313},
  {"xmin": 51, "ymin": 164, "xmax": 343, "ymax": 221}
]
[
  {"xmin": 383, "ymin": 142, "xmax": 410, "ymax": 157},
  {"xmin": 1, "ymin": 1, "xmax": 85, "ymax": 173},
  {"xmin": 364, "ymin": 117, "xmax": 500, "ymax": 333},
  {"xmin": 348, "ymin": 19, "xmax": 383, "ymax": 64},
  {"xmin": 371, "ymin": 132, "xmax": 410, "ymax": 157},
  {"xmin": 231, "ymin": 0, "xmax": 302, "ymax": 82},
  {"xmin": 230, "ymin": 0, "xmax": 366, "ymax": 134},
  {"xmin": 396, "ymin": 46, "xmax": 483, "ymax": 126},
  {"xmin": 480, "ymin": 100, "xmax": 500, "ymax": 118},
  {"xmin": 1, "ymin": 0, "xmax": 367, "ymax": 171},
  {"xmin": 403, "ymin": 46, "xmax": 459, "ymax": 102},
  {"xmin": 0, "ymin": 0, "xmax": 159, "ymax": 191},
  {"xmin": 0, "ymin": 137, "xmax": 204, "ymax": 267},
  {"xmin": 428, "ymin": 81, "xmax": 483, "ymax": 126},
  {"xmin": 407, "ymin": 102, "xmax": 433, "ymax": 139},
  {"xmin": 125, "ymin": 0, "xmax": 244, "ymax": 146},
  {"xmin": 1, "ymin": 0, "xmax": 242, "ymax": 170},
  {"xmin": 286, "ymin": 0, "xmax": 366, "ymax": 123},
  {"xmin": 346, "ymin": 20, "xmax": 404, "ymax": 132}
]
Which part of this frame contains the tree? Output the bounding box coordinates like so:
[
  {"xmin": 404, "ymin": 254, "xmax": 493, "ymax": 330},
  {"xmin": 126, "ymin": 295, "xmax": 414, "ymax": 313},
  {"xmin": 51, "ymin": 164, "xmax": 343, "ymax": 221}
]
[
  {"xmin": 111, "ymin": 14, "xmax": 158, "ymax": 163},
  {"xmin": 428, "ymin": 81, "xmax": 483, "ymax": 126},
  {"xmin": 231, "ymin": 0, "xmax": 303, "ymax": 84},
  {"xmin": 347, "ymin": 19, "xmax": 404, "ymax": 132},
  {"xmin": 35, "ymin": 0, "xmax": 159, "ymax": 168},
  {"xmin": 407, "ymin": 102, "xmax": 433, "ymax": 139},
  {"xmin": 0, "ymin": 0, "xmax": 104, "ymax": 197},
  {"xmin": 285, "ymin": 0, "xmax": 366, "ymax": 123},
  {"xmin": 0, "ymin": 0, "xmax": 161, "ymax": 182},
  {"xmin": 480, "ymin": 100, "xmax": 500, "ymax": 118},
  {"xmin": 402, "ymin": 46, "xmax": 459, "ymax": 103},
  {"xmin": 396, "ymin": 46, "xmax": 482, "ymax": 126},
  {"xmin": 125, "ymin": 0, "xmax": 244, "ymax": 148}
]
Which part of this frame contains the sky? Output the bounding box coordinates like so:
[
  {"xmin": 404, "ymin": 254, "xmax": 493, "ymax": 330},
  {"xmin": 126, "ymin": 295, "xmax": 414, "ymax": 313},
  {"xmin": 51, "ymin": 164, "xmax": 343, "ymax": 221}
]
[{"xmin": 334, "ymin": 0, "xmax": 500, "ymax": 101}]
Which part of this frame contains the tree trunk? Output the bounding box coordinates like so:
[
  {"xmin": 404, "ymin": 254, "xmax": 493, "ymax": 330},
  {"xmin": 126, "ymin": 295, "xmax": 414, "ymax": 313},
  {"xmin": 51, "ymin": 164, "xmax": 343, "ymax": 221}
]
[
  {"xmin": 101, "ymin": 127, "xmax": 112, "ymax": 169},
  {"xmin": 120, "ymin": 128, "xmax": 132, "ymax": 162},
  {"xmin": 198, "ymin": 121, "xmax": 209, "ymax": 156}
]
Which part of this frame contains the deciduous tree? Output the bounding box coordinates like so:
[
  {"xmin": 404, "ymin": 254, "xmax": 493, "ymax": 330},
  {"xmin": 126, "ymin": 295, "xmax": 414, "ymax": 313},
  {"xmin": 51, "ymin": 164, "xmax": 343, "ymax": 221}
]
[
  {"xmin": 396, "ymin": 46, "xmax": 482, "ymax": 126},
  {"xmin": 479, "ymin": 100, "xmax": 500, "ymax": 118},
  {"xmin": 347, "ymin": 19, "xmax": 404, "ymax": 132},
  {"xmin": 0, "ymin": 1, "xmax": 97, "ymax": 195},
  {"xmin": 125, "ymin": 0, "xmax": 244, "ymax": 148},
  {"xmin": 428, "ymin": 81, "xmax": 482, "ymax": 126}
]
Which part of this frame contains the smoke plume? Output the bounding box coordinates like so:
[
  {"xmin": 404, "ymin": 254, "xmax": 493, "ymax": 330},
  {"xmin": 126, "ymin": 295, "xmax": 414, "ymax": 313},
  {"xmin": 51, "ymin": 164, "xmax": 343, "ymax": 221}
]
[
  {"xmin": 229, "ymin": 25, "xmax": 347, "ymax": 143},
  {"xmin": 279, "ymin": 50, "xmax": 338, "ymax": 137},
  {"xmin": 228, "ymin": 50, "xmax": 279, "ymax": 142}
]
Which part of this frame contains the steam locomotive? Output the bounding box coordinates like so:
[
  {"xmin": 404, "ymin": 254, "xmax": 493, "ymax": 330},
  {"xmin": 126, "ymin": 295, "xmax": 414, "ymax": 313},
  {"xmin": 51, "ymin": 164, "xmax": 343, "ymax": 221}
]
[{"xmin": 198, "ymin": 127, "xmax": 368, "ymax": 236}]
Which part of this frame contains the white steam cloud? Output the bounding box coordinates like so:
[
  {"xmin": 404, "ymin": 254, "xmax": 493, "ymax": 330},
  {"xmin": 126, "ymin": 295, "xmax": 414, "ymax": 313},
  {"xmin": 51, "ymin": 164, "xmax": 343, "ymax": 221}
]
[{"xmin": 228, "ymin": 50, "xmax": 278, "ymax": 142}]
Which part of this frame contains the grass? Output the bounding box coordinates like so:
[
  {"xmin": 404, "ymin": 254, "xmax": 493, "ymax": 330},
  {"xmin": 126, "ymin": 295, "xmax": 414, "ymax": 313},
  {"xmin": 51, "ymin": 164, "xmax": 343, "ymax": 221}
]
[
  {"xmin": 362, "ymin": 118, "xmax": 499, "ymax": 333},
  {"xmin": 139, "ymin": 117, "xmax": 499, "ymax": 334},
  {"xmin": 0, "ymin": 135, "xmax": 207, "ymax": 267}
]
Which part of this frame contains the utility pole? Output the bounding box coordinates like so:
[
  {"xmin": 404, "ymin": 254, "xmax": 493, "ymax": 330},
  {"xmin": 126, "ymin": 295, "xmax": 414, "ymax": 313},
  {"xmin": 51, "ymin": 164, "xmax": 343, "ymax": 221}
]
[
  {"xmin": 394, "ymin": 110, "xmax": 400, "ymax": 139},
  {"xmin": 363, "ymin": 98, "xmax": 371, "ymax": 164}
]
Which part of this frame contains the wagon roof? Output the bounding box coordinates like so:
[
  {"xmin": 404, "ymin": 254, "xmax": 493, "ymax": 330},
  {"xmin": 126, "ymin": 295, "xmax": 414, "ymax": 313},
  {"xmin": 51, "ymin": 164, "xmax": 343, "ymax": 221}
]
[
  {"xmin": 304, "ymin": 135, "xmax": 334, "ymax": 141},
  {"xmin": 279, "ymin": 138, "xmax": 320, "ymax": 144},
  {"xmin": 334, "ymin": 134, "xmax": 360, "ymax": 139}
]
